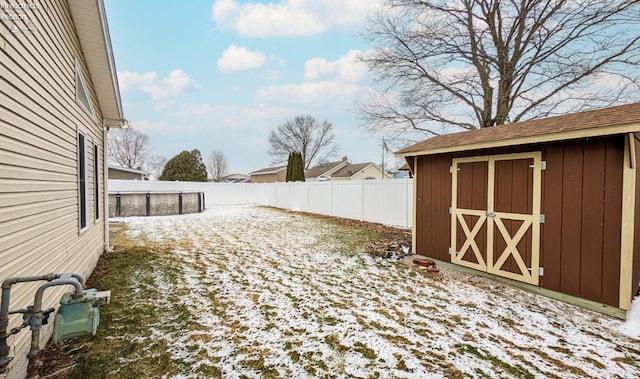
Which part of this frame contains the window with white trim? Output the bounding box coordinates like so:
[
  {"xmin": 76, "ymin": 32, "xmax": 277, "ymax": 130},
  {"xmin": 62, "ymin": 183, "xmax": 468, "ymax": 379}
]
[{"xmin": 76, "ymin": 63, "xmax": 95, "ymax": 117}]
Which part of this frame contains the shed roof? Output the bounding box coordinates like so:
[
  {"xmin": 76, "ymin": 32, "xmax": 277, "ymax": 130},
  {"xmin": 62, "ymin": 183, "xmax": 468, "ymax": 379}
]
[{"xmin": 396, "ymin": 102, "xmax": 640, "ymax": 157}]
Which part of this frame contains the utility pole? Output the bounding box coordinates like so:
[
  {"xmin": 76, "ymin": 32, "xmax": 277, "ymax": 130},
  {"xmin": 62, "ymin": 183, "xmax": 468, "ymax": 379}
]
[{"xmin": 382, "ymin": 138, "xmax": 390, "ymax": 179}]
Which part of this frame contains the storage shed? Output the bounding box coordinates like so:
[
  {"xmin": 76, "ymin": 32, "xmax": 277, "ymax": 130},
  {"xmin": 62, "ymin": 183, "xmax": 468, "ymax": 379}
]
[{"xmin": 396, "ymin": 103, "xmax": 640, "ymax": 315}]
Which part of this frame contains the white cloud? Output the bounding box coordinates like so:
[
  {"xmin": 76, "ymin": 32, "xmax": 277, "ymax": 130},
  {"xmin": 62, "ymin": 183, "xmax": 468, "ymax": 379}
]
[
  {"xmin": 255, "ymin": 50, "xmax": 371, "ymax": 111},
  {"xmin": 118, "ymin": 70, "xmax": 200, "ymax": 109},
  {"xmin": 117, "ymin": 71, "xmax": 157, "ymax": 91},
  {"xmin": 305, "ymin": 58, "xmax": 335, "ymax": 81},
  {"xmin": 217, "ymin": 45, "xmax": 267, "ymax": 72},
  {"xmin": 140, "ymin": 70, "xmax": 201, "ymax": 101},
  {"xmin": 438, "ymin": 65, "xmax": 477, "ymax": 81},
  {"xmin": 211, "ymin": 0, "xmax": 383, "ymax": 38},
  {"xmin": 590, "ymin": 72, "xmax": 637, "ymax": 91},
  {"xmin": 173, "ymin": 103, "xmax": 215, "ymax": 118},
  {"xmin": 128, "ymin": 119, "xmax": 170, "ymax": 135},
  {"xmin": 305, "ymin": 50, "xmax": 369, "ymax": 82},
  {"xmin": 257, "ymin": 81, "xmax": 363, "ymax": 105},
  {"xmin": 173, "ymin": 103, "xmax": 245, "ymax": 126},
  {"xmin": 336, "ymin": 50, "xmax": 370, "ymax": 82},
  {"xmin": 211, "ymin": 0, "xmax": 239, "ymax": 24}
]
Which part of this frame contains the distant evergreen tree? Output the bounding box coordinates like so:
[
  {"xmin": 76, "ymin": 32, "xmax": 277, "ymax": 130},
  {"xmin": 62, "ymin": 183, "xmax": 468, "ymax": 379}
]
[
  {"xmin": 285, "ymin": 152, "xmax": 294, "ymax": 182},
  {"xmin": 290, "ymin": 151, "xmax": 305, "ymax": 182},
  {"xmin": 159, "ymin": 149, "xmax": 208, "ymax": 182}
]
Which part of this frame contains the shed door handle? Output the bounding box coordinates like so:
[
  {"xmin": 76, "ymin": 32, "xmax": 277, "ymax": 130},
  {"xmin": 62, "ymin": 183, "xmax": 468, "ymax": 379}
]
[{"xmin": 486, "ymin": 211, "xmax": 496, "ymax": 217}]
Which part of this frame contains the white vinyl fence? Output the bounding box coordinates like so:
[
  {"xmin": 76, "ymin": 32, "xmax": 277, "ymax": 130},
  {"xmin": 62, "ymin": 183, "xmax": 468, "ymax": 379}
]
[{"xmin": 109, "ymin": 179, "xmax": 413, "ymax": 228}]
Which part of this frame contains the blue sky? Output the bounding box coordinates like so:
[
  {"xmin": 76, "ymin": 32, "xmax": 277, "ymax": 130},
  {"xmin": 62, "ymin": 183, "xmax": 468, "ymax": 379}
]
[{"xmin": 104, "ymin": 0, "xmax": 399, "ymax": 175}]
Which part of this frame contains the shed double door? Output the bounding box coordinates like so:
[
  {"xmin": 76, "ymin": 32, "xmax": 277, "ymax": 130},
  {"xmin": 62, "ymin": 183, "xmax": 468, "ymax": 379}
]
[{"xmin": 451, "ymin": 152, "xmax": 542, "ymax": 285}]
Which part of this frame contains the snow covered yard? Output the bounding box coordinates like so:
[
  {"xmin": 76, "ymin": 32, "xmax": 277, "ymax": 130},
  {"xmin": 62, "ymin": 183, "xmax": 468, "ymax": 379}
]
[{"xmin": 97, "ymin": 205, "xmax": 638, "ymax": 378}]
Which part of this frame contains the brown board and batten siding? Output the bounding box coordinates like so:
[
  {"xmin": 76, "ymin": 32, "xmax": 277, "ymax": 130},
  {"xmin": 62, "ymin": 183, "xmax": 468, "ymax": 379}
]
[
  {"xmin": 540, "ymin": 138, "xmax": 624, "ymax": 307},
  {"xmin": 1, "ymin": 1, "xmax": 122, "ymax": 377},
  {"xmin": 414, "ymin": 154, "xmax": 451, "ymax": 263},
  {"xmin": 633, "ymin": 134, "xmax": 640, "ymax": 304},
  {"xmin": 399, "ymin": 103, "xmax": 640, "ymax": 316},
  {"xmin": 415, "ymin": 140, "xmax": 625, "ymax": 308}
]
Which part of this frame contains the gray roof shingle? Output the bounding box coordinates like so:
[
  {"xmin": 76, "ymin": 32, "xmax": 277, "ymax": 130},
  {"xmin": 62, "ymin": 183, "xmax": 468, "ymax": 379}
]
[{"xmin": 397, "ymin": 102, "xmax": 640, "ymax": 156}]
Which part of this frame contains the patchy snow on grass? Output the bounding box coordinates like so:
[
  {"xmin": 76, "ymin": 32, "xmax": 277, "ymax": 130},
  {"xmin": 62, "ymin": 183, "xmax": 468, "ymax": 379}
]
[
  {"xmin": 621, "ymin": 296, "xmax": 640, "ymax": 340},
  {"xmin": 116, "ymin": 205, "xmax": 640, "ymax": 378}
]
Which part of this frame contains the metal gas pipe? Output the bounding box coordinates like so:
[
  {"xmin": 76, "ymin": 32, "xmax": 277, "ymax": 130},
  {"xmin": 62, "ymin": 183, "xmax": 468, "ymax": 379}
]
[{"xmin": 0, "ymin": 273, "xmax": 85, "ymax": 377}]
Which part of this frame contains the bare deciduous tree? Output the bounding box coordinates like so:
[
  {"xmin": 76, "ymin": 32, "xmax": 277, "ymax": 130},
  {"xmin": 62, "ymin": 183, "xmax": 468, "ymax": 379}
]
[
  {"xmin": 146, "ymin": 155, "xmax": 168, "ymax": 177},
  {"xmin": 206, "ymin": 149, "xmax": 229, "ymax": 182},
  {"xmin": 107, "ymin": 127, "xmax": 166, "ymax": 176},
  {"xmin": 268, "ymin": 115, "xmax": 339, "ymax": 169},
  {"xmin": 360, "ymin": 0, "xmax": 640, "ymax": 137}
]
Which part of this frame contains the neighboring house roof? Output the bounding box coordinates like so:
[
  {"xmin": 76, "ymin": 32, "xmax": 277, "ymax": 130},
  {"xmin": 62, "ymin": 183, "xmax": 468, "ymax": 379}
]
[
  {"xmin": 393, "ymin": 171, "xmax": 409, "ymax": 179},
  {"xmin": 331, "ymin": 163, "xmax": 374, "ymax": 178},
  {"xmin": 224, "ymin": 173, "xmax": 249, "ymax": 179},
  {"xmin": 396, "ymin": 102, "xmax": 640, "ymax": 157},
  {"xmin": 68, "ymin": 0, "xmax": 124, "ymax": 124},
  {"xmin": 223, "ymin": 173, "xmax": 249, "ymax": 183},
  {"xmin": 108, "ymin": 165, "xmax": 149, "ymax": 175},
  {"xmin": 305, "ymin": 160, "xmax": 348, "ymax": 179},
  {"xmin": 397, "ymin": 162, "xmax": 412, "ymax": 178},
  {"xmin": 249, "ymin": 166, "xmax": 287, "ymax": 175}
]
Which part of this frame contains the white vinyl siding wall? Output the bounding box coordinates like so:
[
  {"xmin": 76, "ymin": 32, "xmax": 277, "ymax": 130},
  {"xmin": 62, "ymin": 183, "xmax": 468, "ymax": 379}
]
[{"xmin": 0, "ymin": 1, "xmax": 106, "ymax": 377}]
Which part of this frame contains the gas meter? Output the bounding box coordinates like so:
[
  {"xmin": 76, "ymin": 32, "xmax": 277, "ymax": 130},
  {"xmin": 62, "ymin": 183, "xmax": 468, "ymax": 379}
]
[{"xmin": 52, "ymin": 289, "xmax": 110, "ymax": 343}]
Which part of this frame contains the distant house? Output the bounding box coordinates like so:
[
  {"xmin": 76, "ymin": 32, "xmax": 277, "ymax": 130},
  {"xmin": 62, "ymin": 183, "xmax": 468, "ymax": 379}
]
[
  {"xmin": 250, "ymin": 157, "xmax": 393, "ymax": 183},
  {"xmin": 331, "ymin": 162, "xmax": 392, "ymax": 180},
  {"xmin": 222, "ymin": 173, "xmax": 249, "ymax": 183},
  {"xmin": 397, "ymin": 162, "xmax": 413, "ymax": 178},
  {"xmin": 249, "ymin": 166, "xmax": 287, "ymax": 183},
  {"xmin": 108, "ymin": 165, "xmax": 149, "ymax": 180},
  {"xmin": 305, "ymin": 157, "xmax": 349, "ymax": 181},
  {"xmin": 0, "ymin": 0, "xmax": 125, "ymax": 377},
  {"xmin": 306, "ymin": 157, "xmax": 392, "ymax": 181}
]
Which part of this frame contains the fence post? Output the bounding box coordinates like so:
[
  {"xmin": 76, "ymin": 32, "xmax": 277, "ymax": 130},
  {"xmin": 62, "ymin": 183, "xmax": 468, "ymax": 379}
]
[
  {"xmin": 115, "ymin": 193, "xmax": 121, "ymax": 217},
  {"xmin": 306, "ymin": 181, "xmax": 310, "ymax": 212},
  {"xmin": 145, "ymin": 192, "xmax": 150, "ymax": 216},
  {"xmin": 405, "ymin": 178, "xmax": 410, "ymax": 228},
  {"xmin": 329, "ymin": 180, "xmax": 333, "ymax": 217},
  {"xmin": 360, "ymin": 180, "xmax": 365, "ymax": 221},
  {"xmin": 178, "ymin": 192, "xmax": 183, "ymax": 214}
]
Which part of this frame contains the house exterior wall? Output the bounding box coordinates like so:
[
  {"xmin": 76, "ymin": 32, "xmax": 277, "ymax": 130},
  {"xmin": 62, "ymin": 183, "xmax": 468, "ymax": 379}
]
[
  {"xmin": 250, "ymin": 171, "xmax": 285, "ymax": 183},
  {"xmin": 413, "ymin": 136, "xmax": 627, "ymax": 308},
  {"xmin": 355, "ymin": 165, "xmax": 390, "ymax": 180},
  {"xmin": 108, "ymin": 168, "xmax": 144, "ymax": 180},
  {"xmin": 331, "ymin": 165, "xmax": 389, "ymax": 181},
  {"xmin": 0, "ymin": 2, "xmax": 106, "ymax": 377}
]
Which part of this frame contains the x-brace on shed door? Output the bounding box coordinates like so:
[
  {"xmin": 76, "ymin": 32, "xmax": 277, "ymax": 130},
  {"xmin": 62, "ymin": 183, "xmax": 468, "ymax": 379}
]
[{"xmin": 451, "ymin": 152, "xmax": 542, "ymax": 285}]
